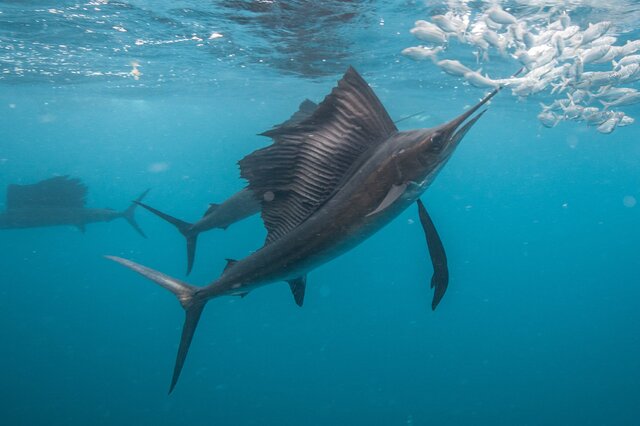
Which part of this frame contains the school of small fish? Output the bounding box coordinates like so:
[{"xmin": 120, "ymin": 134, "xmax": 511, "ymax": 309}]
[{"xmin": 403, "ymin": 5, "xmax": 640, "ymax": 134}]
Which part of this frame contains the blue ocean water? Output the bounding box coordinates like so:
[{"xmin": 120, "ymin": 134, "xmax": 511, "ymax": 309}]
[{"xmin": 1, "ymin": 1, "xmax": 639, "ymax": 425}]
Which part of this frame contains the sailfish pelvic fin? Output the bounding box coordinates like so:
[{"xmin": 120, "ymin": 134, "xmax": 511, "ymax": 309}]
[{"xmin": 416, "ymin": 200, "xmax": 449, "ymax": 310}]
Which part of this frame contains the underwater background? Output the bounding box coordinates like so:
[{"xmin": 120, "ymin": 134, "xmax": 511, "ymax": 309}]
[{"xmin": 1, "ymin": 1, "xmax": 639, "ymax": 425}]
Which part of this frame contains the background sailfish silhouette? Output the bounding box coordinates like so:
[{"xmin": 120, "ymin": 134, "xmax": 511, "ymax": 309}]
[{"xmin": 0, "ymin": 176, "xmax": 148, "ymax": 236}]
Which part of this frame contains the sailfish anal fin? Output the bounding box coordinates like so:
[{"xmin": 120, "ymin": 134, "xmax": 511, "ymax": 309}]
[
  {"xmin": 287, "ymin": 276, "xmax": 307, "ymax": 307},
  {"xmin": 239, "ymin": 66, "xmax": 398, "ymax": 245},
  {"xmin": 416, "ymin": 200, "xmax": 449, "ymax": 310}
]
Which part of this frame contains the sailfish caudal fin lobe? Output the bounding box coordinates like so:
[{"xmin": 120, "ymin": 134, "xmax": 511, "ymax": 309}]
[
  {"xmin": 105, "ymin": 255, "xmax": 206, "ymax": 393},
  {"xmin": 122, "ymin": 189, "xmax": 151, "ymax": 238},
  {"xmin": 134, "ymin": 201, "xmax": 199, "ymax": 275}
]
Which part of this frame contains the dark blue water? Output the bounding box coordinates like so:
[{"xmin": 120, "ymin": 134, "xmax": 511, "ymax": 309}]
[{"xmin": 1, "ymin": 1, "xmax": 639, "ymax": 425}]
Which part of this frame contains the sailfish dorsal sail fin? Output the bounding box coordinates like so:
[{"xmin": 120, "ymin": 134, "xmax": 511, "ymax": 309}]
[
  {"xmin": 6, "ymin": 176, "xmax": 88, "ymax": 210},
  {"xmin": 239, "ymin": 66, "xmax": 398, "ymax": 244},
  {"xmin": 269, "ymin": 99, "xmax": 318, "ymax": 131}
]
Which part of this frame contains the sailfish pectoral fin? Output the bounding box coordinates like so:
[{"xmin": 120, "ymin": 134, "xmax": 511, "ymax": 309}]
[
  {"xmin": 366, "ymin": 183, "xmax": 408, "ymax": 217},
  {"xmin": 287, "ymin": 276, "xmax": 307, "ymax": 307},
  {"xmin": 416, "ymin": 200, "xmax": 449, "ymax": 310}
]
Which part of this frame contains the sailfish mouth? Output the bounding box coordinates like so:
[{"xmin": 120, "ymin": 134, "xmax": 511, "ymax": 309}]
[
  {"xmin": 440, "ymin": 86, "xmax": 500, "ymax": 149},
  {"xmin": 439, "ymin": 67, "xmax": 524, "ymax": 150}
]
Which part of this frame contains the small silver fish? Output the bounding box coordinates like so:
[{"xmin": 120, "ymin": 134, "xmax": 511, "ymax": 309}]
[
  {"xmin": 509, "ymin": 21, "xmax": 527, "ymax": 42},
  {"xmin": 585, "ymin": 110, "xmax": 614, "ymax": 126},
  {"xmin": 556, "ymin": 25, "xmax": 580, "ymax": 40},
  {"xmin": 580, "ymin": 107, "xmax": 601, "ymax": 122},
  {"xmin": 613, "ymin": 54, "xmax": 640, "ymax": 69},
  {"xmin": 617, "ymin": 64, "xmax": 640, "ymax": 83},
  {"xmin": 615, "ymin": 63, "xmax": 640, "ymax": 83},
  {"xmin": 580, "ymin": 45, "xmax": 610, "ymax": 64},
  {"xmin": 593, "ymin": 86, "xmax": 638, "ymax": 102},
  {"xmin": 411, "ymin": 21, "xmax": 448, "ymax": 44},
  {"xmin": 511, "ymin": 78, "xmax": 546, "ymax": 96},
  {"xmin": 588, "ymin": 35, "xmax": 617, "ymax": 47},
  {"xmin": 487, "ymin": 5, "xmax": 517, "ymax": 25},
  {"xmin": 620, "ymin": 39, "xmax": 640, "ymax": 56},
  {"xmin": 576, "ymin": 71, "xmax": 618, "ymax": 89},
  {"xmin": 437, "ymin": 59, "xmax": 473, "ymax": 76},
  {"xmin": 432, "ymin": 13, "xmax": 467, "ymax": 37},
  {"xmin": 581, "ymin": 21, "xmax": 611, "ymax": 45},
  {"xmin": 531, "ymin": 47, "xmax": 558, "ymax": 68},
  {"xmin": 562, "ymin": 102, "xmax": 584, "ymax": 120},
  {"xmin": 592, "ymin": 45, "xmax": 623, "ymax": 64},
  {"xmin": 463, "ymin": 71, "xmax": 500, "ymax": 88},
  {"xmin": 618, "ymin": 114, "xmax": 634, "ymax": 127},
  {"xmin": 482, "ymin": 29, "xmax": 507, "ymax": 55},
  {"xmin": 570, "ymin": 89, "xmax": 591, "ymax": 104},
  {"xmin": 601, "ymin": 92, "xmax": 640, "ymax": 109},
  {"xmin": 401, "ymin": 46, "xmax": 442, "ymax": 62},
  {"xmin": 537, "ymin": 110, "xmax": 560, "ymax": 128},
  {"xmin": 597, "ymin": 115, "xmax": 620, "ymax": 134}
]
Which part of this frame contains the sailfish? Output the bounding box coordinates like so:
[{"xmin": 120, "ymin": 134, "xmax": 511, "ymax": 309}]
[
  {"xmin": 107, "ymin": 66, "xmax": 499, "ymax": 392},
  {"xmin": 0, "ymin": 176, "xmax": 148, "ymax": 236},
  {"xmin": 135, "ymin": 99, "xmax": 427, "ymax": 275}
]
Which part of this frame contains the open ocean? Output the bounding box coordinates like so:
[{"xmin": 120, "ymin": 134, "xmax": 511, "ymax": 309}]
[{"xmin": 1, "ymin": 1, "xmax": 639, "ymax": 425}]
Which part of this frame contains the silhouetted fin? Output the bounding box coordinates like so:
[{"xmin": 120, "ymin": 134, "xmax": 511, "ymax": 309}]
[
  {"xmin": 122, "ymin": 189, "xmax": 150, "ymax": 238},
  {"xmin": 7, "ymin": 176, "xmax": 87, "ymax": 210},
  {"xmin": 203, "ymin": 203, "xmax": 219, "ymax": 217},
  {"xmin": 269, "ymin": 99, "xmax": 318, "ymax": 130},
  {"xmin": 287, "ymin": 276, "xmax": 307, "ymax": 307},
  {"xmin": 240, "ymin": 67, "xmax": 398, "ymax": 244},
  {"xmin": 223, "ymin": 258, "xmax": 237, "ymax": 272},
  {"xmin": 366, "ymin": 183, "xmax": 408, "ymax": 217},
  {"xmin": 416, "ymin": 200, "xmax": 448, "ymax": 310},
  {"xmin": 105, "ymin": 255, "xmax": 205, "ymax": 394},
  {"xmin": 135, "ymin": 201, "xmax": 198, "ymax": 275}
]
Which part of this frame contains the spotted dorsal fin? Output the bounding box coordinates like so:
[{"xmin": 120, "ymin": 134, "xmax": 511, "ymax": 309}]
[
  {"xmin": 7, "ymin": 176, "xmax": 87, "ymax": 210},
  {"xmin": 239, "ymin": 67, "xmax": 397, "ymax": 244}
]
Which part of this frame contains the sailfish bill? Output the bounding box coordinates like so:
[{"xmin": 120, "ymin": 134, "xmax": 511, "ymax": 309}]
[{"xmin": 107, "ymin": 66, "xmax": 503, "ymax": 392}]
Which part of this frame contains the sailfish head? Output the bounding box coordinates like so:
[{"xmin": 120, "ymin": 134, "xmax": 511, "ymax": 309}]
[{"xmin": 393, "ymin": 87, "xmax": 500, "ymax": 186}]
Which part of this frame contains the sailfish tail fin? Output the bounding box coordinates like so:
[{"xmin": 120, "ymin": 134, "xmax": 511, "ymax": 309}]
[
  {"xmin": 122, "ymin": 189, "xmax": 151, "ymax": 238},
  {"xmin": 105, "ymin": 255, "xmax": 207, "ymax": 394},
  {"xmin": 134, "ymin": 201, "xmax": 199, "ymax": 275}
]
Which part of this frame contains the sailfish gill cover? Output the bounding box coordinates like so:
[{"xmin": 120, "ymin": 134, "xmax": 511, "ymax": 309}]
[{"xmin": 1, "ymin": 1, "xmax": 639, "ymax": 425}]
